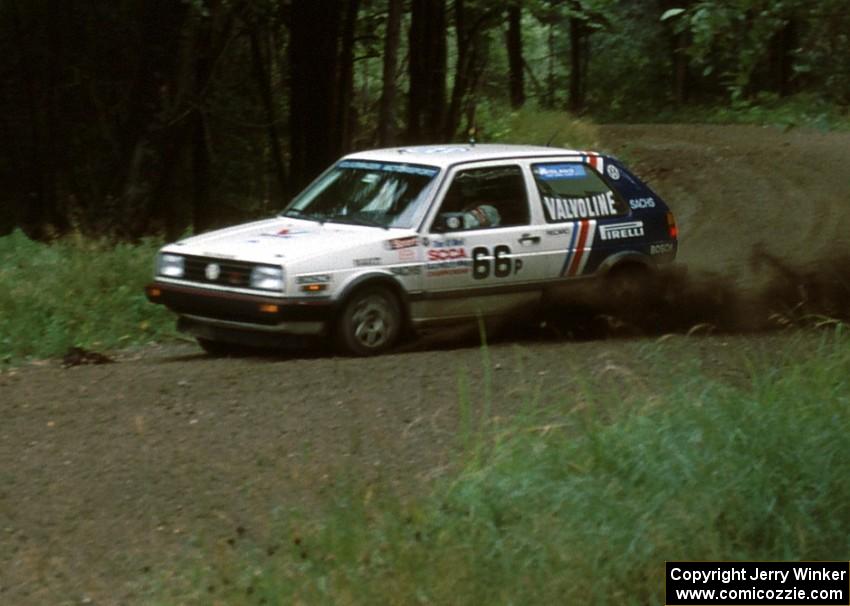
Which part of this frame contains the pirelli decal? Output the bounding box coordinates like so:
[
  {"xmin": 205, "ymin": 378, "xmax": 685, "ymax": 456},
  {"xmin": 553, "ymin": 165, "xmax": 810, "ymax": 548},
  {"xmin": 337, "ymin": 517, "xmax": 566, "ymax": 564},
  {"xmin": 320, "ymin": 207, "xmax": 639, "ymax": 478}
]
[
  {"xmin": 599, "ymin": 221, "xmax": 644, "ymax": 241},
  {"xmin": 560, "ymin": 219, "xmax": 597, "ymax": 277}
]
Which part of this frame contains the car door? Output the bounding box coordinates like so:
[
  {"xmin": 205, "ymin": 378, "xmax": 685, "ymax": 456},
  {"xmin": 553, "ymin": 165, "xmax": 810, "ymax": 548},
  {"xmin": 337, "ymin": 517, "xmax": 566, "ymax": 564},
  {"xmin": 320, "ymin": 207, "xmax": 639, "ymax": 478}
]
[
  {"xmin": 528, "ymin": 159, "xmax": 632, "ymax": 283},
  {"xmin": 414, "ymin": 163, "xmax": 548, "ymax": 322}
]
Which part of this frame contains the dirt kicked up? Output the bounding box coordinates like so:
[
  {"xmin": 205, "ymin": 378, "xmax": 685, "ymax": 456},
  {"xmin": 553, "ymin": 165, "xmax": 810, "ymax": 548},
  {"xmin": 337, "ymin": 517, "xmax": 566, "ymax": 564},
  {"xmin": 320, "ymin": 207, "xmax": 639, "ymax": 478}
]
[{"xmin": 1, "ymin": 124, "xmax": 849, "ymax": 604}]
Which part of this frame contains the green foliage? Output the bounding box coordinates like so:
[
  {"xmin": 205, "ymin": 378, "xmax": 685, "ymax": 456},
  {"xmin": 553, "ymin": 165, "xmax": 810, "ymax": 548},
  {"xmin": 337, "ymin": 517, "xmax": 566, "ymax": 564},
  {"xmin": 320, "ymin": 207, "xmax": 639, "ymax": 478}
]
[
  {"xmin": 0, "ymin": 230, "xmax": 175, "ymax": 364},
  {"xmin": 660, "ymin": 0, "xmax": 850, "ymax": 103},
  {"xmin": 649, "ymin": 93, "xmax": 850, "ymax": 131},
  {"xmin": 4, "ymin": 0, "xmax": 850, "ymax": 240},
  {"xmin": 156, "ymin": 330, "xmax": 850, "ymax": 604},
  {"xmin": 479, "ymin": 103, "xmax": 599, "ymax": 149}
]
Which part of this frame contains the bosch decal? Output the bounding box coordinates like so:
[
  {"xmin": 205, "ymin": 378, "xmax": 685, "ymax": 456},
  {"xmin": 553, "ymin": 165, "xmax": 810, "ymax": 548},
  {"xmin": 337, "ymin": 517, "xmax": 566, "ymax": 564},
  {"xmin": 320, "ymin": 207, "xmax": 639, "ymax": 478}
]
[
  {"xmin": 599, "ymin": 221, "xmax": 644, "ymax": 241},
  {"xmin": 543, "ymin": 192, "xmax": 618, "ymax": 222},
  {"xmin": 606, "ymin": 164, "xmax": 621, "ymax": 180},
  {"xmin": 650, "ymin": 242, "xmax": 675, "ymax": 255}
]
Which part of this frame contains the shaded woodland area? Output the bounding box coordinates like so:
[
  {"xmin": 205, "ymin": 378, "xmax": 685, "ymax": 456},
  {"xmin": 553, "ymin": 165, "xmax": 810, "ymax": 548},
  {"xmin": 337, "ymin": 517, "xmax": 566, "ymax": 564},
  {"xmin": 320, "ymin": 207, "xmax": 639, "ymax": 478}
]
[{"xmin": 0, "ymin": 0, "xmax": 847, "ymax": 241}]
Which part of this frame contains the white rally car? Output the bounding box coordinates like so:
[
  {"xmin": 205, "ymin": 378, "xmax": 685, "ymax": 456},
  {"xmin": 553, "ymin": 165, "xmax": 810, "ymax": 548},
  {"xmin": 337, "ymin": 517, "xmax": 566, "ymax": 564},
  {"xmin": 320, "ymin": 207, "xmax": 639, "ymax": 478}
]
[{"xmin": 146, "ymin": 144, "xmax": 678, "ymax": 355}]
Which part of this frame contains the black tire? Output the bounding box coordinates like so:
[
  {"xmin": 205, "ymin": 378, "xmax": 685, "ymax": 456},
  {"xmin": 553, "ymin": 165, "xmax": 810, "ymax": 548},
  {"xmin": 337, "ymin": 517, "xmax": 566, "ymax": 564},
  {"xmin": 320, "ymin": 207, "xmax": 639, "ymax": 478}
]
[
  {"xmin": 336, "ymin": 286, "xmax": 402, "ymax": 356},
  {"xmin": 605, "ymin": 264, "xmax": 653, "ymax": 304}
]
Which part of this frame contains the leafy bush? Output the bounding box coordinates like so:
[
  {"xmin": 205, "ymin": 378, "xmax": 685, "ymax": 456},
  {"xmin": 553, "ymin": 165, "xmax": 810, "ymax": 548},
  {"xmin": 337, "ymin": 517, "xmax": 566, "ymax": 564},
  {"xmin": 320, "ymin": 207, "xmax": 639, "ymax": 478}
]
[
  {"xmin": 0, "ymin": 230, "xmax": 175, "ymax": 363},
  {"xmin": 477, "ymin": 102, "xmax": 599, "ymax": 150},
  {"xmin": 645, "ymin": 93, "xmax": 850, "ymax": 131}
]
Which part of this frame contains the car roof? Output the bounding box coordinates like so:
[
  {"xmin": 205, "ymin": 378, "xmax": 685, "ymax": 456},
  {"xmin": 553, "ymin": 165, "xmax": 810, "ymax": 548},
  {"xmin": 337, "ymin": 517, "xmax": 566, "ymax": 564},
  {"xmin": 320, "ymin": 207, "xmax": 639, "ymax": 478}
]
[{"xmin": 345, "ymin": 143, "xmax": 594, "ymax": 169}]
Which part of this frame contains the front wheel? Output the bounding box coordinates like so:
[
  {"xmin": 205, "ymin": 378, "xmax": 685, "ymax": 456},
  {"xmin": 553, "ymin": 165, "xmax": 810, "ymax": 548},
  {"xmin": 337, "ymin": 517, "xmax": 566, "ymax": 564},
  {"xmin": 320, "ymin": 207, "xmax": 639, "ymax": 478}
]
[{"xmin": 336, "ymin": 286, "xmax": 402, "ymax": 356}]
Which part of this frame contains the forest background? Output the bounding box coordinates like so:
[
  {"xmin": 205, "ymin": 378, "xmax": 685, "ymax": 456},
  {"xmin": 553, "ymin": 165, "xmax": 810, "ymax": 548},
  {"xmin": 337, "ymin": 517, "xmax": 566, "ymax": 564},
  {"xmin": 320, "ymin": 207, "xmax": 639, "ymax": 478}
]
[{"xmin": 1, "ymin": 0, "xmax": 848, "ymax": 241}]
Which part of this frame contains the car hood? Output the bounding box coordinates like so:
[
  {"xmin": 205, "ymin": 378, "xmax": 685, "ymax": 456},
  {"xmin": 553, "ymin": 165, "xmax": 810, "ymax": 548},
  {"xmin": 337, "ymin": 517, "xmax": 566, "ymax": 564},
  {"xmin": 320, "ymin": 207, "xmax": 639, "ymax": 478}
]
[{"xmin": 166, "ymin": 217, "xmax": 410, "ymax": 264}]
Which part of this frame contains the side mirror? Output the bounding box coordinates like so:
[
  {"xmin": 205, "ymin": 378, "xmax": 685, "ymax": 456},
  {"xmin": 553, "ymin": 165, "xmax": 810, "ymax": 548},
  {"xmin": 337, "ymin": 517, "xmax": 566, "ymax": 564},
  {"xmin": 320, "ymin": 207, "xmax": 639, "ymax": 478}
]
[{"xmin": 431, "ymin": 212, "xmax": 465, "ymax": 233}]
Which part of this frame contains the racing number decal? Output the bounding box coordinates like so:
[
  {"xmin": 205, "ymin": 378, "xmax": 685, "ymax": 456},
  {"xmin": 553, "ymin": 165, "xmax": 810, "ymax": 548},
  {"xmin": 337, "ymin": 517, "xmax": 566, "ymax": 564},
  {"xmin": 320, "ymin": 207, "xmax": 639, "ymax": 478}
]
[{"xmin": 472, "ymin": 245, "xmax": 523, "ymax": 280}]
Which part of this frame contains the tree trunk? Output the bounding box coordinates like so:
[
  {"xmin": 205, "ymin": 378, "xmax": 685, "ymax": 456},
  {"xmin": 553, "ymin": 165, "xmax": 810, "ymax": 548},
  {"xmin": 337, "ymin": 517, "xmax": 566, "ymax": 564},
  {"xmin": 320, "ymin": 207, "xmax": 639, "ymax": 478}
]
[
  {"xmin": 10, "ymin": 0, "xmax": 68, "ymax": 239},
  {"xmin": 407, "ymin": 0, "xmax": 446, "ymax": 143},
  {"xmin": 506, "ymin": 4, "xmax": 525, "ymax": 109},
  {"xmin": 545, "ymin": 20, "xmax": 556, "ymax": 109},
  {"xmin": 771, "ymin": 17, "xmax": 797, "ymax": 97},
  {"xmin": 568, "ymin": 14, "xmax": 584, "ymax": 112},
  {"xmin": 336, "ymin": 0, "xmax": 360, "ymax": 156},
  {"xmin": 289, "ymin": 0, "xmax": 340, "ymax": 193},
  {"xmin": 378, "ymin": 0, "xmax": 402, "ymax": 146},
  {"xmin": 444, "ymin": 2, "xmax": 495, "ymax": 140},
  {"xmin": 660, "ymin": 0, "xmax": 692, "ymax": 104},
  {"xmin": 249, "ymin": 28, "xmax": 287, "ymax": 207},
  {"xmin": 445, "ymin": 0, "xmax": 470, "ymax": 140},
  {"xmin": 191, "ymin": 13, "xmax": 213, "ymax": 233}
]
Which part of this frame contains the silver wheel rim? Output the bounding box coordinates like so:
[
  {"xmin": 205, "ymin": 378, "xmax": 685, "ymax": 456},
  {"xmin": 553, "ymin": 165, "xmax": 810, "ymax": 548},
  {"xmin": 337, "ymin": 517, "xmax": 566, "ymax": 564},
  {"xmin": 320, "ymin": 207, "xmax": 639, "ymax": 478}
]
[{"xmin": 350, "ymin": 294, "xmax": 394, "ymax": 349}]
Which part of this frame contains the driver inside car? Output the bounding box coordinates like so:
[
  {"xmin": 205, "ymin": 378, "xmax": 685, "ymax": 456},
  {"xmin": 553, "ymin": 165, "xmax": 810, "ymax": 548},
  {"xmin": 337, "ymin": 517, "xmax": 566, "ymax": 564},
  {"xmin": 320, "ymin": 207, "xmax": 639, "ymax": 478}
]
[{"xmin": 462, "ymin": 204, "xmax": 500, "ymax": 229}]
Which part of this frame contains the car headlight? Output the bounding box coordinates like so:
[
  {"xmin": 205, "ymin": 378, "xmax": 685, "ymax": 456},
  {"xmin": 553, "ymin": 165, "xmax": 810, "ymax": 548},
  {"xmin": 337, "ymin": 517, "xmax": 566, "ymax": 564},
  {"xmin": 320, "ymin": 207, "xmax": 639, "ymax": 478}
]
[
  {"xmin": 157, "ymin": 253, "xmax": 185, "ymax": 278},
  {"xmin": 250, "ymin": 265, "xmax": 285, "ymax": 291}
]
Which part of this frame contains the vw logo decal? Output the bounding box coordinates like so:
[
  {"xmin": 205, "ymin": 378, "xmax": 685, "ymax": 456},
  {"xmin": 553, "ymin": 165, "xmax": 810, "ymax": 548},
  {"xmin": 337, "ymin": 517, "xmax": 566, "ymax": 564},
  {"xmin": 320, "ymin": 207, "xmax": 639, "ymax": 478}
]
[{"xmin": 205, "ymin": 263, "xmax": 221, "ymax": 281}]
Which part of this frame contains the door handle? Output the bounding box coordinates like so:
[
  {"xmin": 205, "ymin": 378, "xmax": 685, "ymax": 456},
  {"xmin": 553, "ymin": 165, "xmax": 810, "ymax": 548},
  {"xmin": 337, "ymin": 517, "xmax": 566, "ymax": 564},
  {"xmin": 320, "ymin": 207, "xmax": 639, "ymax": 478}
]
[{"xmin": 518, "ymin": 234, "xmax": 541, "ymax": 245}]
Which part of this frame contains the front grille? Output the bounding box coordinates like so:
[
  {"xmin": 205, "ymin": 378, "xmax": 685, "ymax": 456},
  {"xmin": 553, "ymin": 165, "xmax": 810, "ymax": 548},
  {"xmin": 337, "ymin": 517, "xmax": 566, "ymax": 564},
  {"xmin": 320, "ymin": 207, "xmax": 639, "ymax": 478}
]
[{"xmin": 183, "ymin": 256, "xmax": 256, "ymax": 288}]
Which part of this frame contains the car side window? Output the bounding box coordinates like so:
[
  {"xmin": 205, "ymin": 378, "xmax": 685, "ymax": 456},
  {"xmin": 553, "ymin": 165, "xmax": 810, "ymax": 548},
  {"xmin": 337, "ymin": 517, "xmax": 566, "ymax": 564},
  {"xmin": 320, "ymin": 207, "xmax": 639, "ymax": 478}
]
[
  {"xmin": 531, "ymin": 162, "xmax": 629, "ymax": 222},
  {"xmin": 433, "ymin": 165, "xmax": 529, "ymax": 231}
]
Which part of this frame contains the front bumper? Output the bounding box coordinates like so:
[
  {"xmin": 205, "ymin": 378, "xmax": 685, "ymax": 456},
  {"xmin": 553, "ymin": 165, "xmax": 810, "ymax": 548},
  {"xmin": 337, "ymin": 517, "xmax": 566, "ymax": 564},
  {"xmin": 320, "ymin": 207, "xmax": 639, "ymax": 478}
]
[{"xmin": 146, "ymin": 281, "xmax": 335, "ymax": 342}]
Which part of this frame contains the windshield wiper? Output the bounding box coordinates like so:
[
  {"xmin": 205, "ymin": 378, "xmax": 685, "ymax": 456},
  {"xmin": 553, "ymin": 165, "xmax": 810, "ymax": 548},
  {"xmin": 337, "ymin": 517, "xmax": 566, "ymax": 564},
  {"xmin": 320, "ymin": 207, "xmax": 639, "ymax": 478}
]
[
  {"xmin": 281, "ymin": 208, "xmax": 326, "ymax": 223},
  {"xmin": 325, "ymin": 214, "xmax": 388, "ymax": 229}
]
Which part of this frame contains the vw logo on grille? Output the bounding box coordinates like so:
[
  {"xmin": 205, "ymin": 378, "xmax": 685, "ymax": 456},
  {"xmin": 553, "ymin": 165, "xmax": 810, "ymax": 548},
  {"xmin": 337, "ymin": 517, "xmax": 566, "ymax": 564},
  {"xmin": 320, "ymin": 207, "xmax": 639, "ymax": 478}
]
[{"xmin": 205, "ymin": 263, "xmax": 221, "ymax": 281}]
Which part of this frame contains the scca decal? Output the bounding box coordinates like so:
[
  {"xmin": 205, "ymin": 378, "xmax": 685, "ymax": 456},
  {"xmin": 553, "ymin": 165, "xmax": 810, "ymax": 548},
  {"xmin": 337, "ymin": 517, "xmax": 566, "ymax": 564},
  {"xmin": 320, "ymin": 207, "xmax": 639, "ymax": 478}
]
[
  {"xmin": 543, "ymin": 192, "xmax": 617, "ymax": 221},
  {"xmin": 427, "ymin": 248, "xmax": 467, "ymax": 261}
]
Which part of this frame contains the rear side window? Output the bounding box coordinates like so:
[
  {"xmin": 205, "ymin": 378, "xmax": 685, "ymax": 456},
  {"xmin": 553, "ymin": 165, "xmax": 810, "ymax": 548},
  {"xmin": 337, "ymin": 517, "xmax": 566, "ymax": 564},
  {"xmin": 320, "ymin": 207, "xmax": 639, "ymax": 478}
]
[{"xmin": 532, "ymin": 162, "xmax": 628, "ymax": 222}]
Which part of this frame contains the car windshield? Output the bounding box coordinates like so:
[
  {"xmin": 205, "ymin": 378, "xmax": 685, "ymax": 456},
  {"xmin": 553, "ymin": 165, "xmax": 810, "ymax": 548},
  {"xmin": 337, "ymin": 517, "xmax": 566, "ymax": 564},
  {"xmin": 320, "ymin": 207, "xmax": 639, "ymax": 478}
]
[{"xmin": 281, "ymin": 160, "xmax": 441, "ymax": 229}]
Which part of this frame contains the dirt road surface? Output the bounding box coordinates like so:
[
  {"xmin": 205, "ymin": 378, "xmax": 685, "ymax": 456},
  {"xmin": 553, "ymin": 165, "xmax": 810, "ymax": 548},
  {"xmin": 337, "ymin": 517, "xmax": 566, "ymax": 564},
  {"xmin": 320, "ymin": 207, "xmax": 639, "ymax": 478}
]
[{"xmin": 2, "ymin": 125, "xmax": 849, "ymax": 604}]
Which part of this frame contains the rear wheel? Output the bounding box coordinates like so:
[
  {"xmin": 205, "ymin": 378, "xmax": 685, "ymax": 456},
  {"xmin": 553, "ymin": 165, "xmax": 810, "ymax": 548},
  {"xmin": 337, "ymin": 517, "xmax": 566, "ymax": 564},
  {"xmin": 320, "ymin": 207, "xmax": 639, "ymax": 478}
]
[
  {"xmin": 605, "ymin": 263, "xmax": 653, "ymax": 303},
  {"xmin": 603, "ymin": 264, "xmax": 659, "ymax": 330},
  {"xmin": 336, "ymin": 286, "xmax": 402, "ymax": 356}
]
